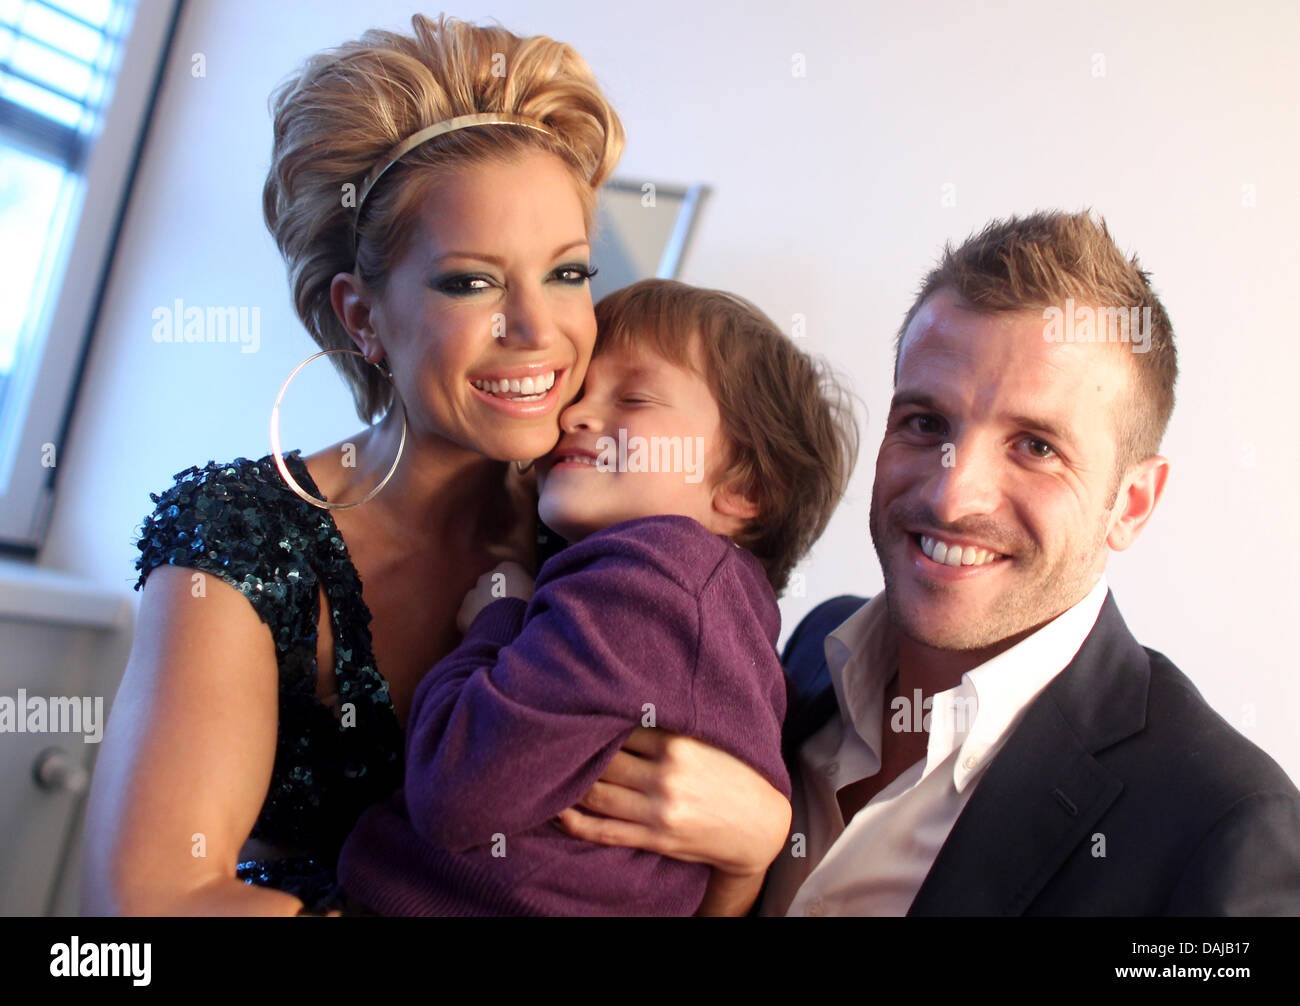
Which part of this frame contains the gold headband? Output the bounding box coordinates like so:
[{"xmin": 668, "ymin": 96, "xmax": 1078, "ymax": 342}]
[{"xmin": 354, "ymin": 112, "xmax": 559, "ymax": 247}]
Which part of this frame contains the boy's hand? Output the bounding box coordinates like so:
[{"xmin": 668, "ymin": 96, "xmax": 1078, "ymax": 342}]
[{"xmin": 457, "ymin": 561, "xmax": 535, "ymax": 634}]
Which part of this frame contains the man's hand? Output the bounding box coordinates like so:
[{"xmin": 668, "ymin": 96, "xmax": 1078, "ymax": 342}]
[
  {"xmin": 456, "ymin": 561, "xmax": 534, "ymax": 634},
  {"xmin": 556, "ymin": 727, "xmax": 792, "ymax": 912}
]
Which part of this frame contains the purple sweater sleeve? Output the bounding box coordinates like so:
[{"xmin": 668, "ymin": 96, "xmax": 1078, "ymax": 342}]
[{"xmin": 403, "ymin": 536, "xmax": 708, "ymax": 853}]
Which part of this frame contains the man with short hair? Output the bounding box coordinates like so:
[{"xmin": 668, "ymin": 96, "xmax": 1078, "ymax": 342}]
[{"xmin": 762, "ymin": 210, "xmax": 1300, "ymax": 916}]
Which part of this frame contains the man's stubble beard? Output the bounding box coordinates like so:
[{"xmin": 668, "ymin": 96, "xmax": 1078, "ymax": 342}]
[{"xmin": 868, "ymin": 492, "xmax": 1112, "ymax": 653}]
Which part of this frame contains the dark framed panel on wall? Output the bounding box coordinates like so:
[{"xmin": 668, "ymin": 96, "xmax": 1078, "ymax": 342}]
[{"xmin": 589, "ymin": 178, "xmax": 710, "ymax": 303}]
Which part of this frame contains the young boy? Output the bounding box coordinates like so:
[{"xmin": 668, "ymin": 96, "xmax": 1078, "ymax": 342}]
[{"xmin": 337, "ymin": 279, "xmax": 857, "ymax": 915}]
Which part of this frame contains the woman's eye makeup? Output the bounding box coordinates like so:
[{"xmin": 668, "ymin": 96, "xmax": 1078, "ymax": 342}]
[
  {"xmin": 553, "ymin": 262, "xmax": 598, "ymax": 284},
  {"xmin": 431, "ymin": 263, "xmax": 597, "ymax": 295},
  {"xmin": 432, "ymin": 272, "xmax": 495, "ymax": 296}
]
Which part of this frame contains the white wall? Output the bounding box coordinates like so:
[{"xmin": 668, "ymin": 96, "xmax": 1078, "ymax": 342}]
[{"xmin": 39, "ymin": 0, "xmax": 1300, "ymax": 780}]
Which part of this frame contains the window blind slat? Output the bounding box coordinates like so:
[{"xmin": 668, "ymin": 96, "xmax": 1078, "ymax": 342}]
[
  {"xmin": 3, "ymin": 23, "xmax": 106, "ymax": 70},
  {"xmin": 0, "ymin": 0, "xmax": 127, "ymax": 141},
  {"xmin": 1, "ymin": 60, "xmax": 95, "ymax": 112},
  {"xmin": 0, "ymin": 96, "xmax": 86, "ymax": 171},
  {"xmin": 11, "ymin": 3, "xmax": 107, "ymax": 63},
  {"xmin": 29, "ymin": 0, "xmax": 109, "ymax": 35}
]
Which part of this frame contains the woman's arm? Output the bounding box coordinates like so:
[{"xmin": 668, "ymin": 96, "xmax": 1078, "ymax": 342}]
[
  {"xmin": 556, "ymin": 726, "xmax": 792, "ymax": 916},
  {"xmin": 81, "ymin": 566, "xmax": 304, "ymax": 916}
]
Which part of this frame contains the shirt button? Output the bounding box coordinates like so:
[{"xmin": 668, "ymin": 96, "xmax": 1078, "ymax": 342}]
[
  {"xmin": 824, "ymin": 762, "xmax": 839, "ymax": 778},
  {"xmin": 804, "ymin": 899, "xmax": 824, "ymax": 917},
  {"xmin": 962, "ymin": 755, "xmax": 979, "ymax": 771}
]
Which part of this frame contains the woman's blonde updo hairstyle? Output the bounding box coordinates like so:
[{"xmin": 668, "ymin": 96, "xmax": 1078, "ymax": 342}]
[{"xmin": 263, "ymin": 13, "xmax": 625, "ymax": 421}]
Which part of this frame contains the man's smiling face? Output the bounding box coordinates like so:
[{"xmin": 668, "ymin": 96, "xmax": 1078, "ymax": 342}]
[{"xmin": 869, "ymin": 287, "xmax": 1135, "ymax": 653}]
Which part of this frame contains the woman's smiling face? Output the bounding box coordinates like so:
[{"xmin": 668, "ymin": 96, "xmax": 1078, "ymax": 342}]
[{"xmin": 357, "ymin": 149, "xmax": 596, "ymax": 462}]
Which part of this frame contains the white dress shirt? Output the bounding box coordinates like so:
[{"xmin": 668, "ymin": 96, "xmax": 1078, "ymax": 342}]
[{"xmin": 761, "ymin": 575, "xmax": 1110, "ymax": 917}]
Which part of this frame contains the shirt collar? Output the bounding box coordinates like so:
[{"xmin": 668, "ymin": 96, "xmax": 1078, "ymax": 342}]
[
  {"xmin": 950, "ymin": 574, "xmax": 1109, "ymax": 790},
  {"xmin": 824, "ymin": 593, "xmax": 895, "ymax": 757},
  {"xmin": 822, "ymin": 575, "xmax": 1110, "ymax": 793}
]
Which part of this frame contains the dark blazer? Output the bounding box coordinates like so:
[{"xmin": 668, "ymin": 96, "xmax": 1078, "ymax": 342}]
[{"xmin": 780, "ymin": 591, "xmax": 1300, "ymax": 915}]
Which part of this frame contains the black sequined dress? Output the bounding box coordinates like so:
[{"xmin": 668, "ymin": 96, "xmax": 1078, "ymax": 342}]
[{"xmin": 134, "ymin": 451, "xmax": 403, "ymax": 913}]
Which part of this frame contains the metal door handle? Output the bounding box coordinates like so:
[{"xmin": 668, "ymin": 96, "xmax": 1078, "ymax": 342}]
[{"xmin": 33, "ymin": 748, "xmax": 89, "ymax": 795}]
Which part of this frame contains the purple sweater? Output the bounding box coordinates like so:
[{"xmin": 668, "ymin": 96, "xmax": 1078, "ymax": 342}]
[{"xmin": 336, "ymin": 514, "xmax": 791, "ymax": 916}]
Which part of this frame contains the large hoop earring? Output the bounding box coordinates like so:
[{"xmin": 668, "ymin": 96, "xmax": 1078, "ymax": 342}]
[{"xmin": 270, "ymin": 348, "xmax": 407, "ymax": 511}]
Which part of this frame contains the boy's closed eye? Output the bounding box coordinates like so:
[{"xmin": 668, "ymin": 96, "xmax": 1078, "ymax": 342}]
[{"xmin": 617, "ymin": 392, "xmax": 659, "ymax": 407}]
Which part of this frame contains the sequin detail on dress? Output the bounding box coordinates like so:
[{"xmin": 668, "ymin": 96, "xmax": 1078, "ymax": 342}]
[{"xmin": 135, "ymin": 452, "xmax": 402, "ymax": 913}]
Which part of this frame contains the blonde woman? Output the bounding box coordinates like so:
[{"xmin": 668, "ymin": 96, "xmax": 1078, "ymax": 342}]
[{"xmin": 82, "ymin": 14, "xmax": 789, "ymax": 916}]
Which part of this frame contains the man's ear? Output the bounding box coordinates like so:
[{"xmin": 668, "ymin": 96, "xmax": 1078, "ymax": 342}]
[
  {"xmin": 1107, "ymin": 455, "xmax": 1170, "ymax": 552},
  {"xmin": 329, "ymin": 271, "xmax": 385, "ymax": 363}
]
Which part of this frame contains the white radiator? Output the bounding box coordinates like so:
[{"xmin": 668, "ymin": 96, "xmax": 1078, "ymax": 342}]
[{"xmin": 0, "ymin": 560, "xmax": 132, "ymax": 916}]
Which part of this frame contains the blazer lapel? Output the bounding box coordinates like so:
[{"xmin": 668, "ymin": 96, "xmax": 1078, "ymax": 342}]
[
  {"xmin": 780, "ymin": 595, "xmax": 870, "ymax": 766},
  {"xmin": 908, "ymin": 592, "xmax": 1150, "ymax": 915}
]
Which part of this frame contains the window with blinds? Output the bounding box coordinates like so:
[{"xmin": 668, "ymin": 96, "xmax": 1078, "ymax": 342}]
[
  {"xmin": 1, "ymin": 0, "xmax": 132, "ymax": 157},
  {"xmin": 0, "ymin": 0, "xmax": 176, "ymax": 550},
  {"xmin": 1, "ymin": 0, "xmax": 133, "ymax": 423}
]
